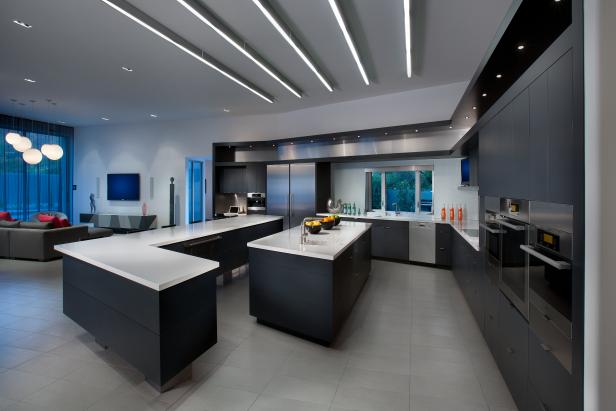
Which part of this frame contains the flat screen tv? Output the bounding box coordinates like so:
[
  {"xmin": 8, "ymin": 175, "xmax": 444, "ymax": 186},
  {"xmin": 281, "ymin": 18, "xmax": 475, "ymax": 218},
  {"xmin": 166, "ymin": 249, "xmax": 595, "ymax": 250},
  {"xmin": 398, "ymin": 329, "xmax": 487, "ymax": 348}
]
[
  {"xmin": 461, "ymin": 158, "xmax": 470, "ymax": 185},
  {"xmin": 107, "ymin": 174, "xmax": 140, "ymax": 201}
]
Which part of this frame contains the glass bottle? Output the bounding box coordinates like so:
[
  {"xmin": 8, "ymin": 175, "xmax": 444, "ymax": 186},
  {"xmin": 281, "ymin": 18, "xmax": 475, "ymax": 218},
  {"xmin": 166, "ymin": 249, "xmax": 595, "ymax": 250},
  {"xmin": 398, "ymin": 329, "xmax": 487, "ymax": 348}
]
[
  {"xmin": 449, "ymin": 204, "xmax": 455, "ymax": 221},
  {"xmin": 352, "ymin": 202, "xmax": 357, "ymax": 215},
  {"xmin": 458, "ymin": 203, "xmax": 463, "ymax": 221},
  {"xmin": 440, "ymin": 204, "xmax": 446, "ymax": 220}
]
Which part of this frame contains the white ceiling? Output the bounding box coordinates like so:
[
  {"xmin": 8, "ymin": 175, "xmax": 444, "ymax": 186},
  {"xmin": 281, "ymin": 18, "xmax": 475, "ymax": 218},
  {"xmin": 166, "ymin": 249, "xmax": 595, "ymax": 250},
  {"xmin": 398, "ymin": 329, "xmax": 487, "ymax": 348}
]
[{"xmin": 0, "ymin": 0, "xmax": 513, "ymax": 127}]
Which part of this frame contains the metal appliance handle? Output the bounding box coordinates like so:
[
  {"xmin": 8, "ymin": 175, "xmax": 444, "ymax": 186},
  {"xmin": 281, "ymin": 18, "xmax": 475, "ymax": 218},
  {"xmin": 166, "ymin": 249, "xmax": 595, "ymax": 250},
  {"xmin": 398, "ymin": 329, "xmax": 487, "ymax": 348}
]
[
  {"xmin": 519, "ymin": 245, "xmax": 571, "ymax": 270},
  {"xmin": 288, "ymin": 194, "xmax": 291, "ymax": 217},
  {"xmin": 479, "ymin": 223, "xmax": 505, "ymax": 234},
  {"xmin": 184, "ymin": 235, "xmax": 222, "ymax": 248},
  {"xmin": 497, "ymin": 220, "xmax": 527, "ymax": 231}
]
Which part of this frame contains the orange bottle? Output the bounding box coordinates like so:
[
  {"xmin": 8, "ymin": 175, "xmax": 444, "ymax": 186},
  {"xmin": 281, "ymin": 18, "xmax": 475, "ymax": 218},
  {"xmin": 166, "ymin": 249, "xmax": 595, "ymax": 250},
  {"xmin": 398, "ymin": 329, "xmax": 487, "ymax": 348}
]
[
  {"xmin": 440, "ymin": 205, "xmax": 446, "ymax": 220},
  {"xmin": 449, "ymin": 205, "xmax": 455, "ymax": 221},
  {"xmin": 458, "ymin": 205, "xmax": 463, "ymax": 221}
]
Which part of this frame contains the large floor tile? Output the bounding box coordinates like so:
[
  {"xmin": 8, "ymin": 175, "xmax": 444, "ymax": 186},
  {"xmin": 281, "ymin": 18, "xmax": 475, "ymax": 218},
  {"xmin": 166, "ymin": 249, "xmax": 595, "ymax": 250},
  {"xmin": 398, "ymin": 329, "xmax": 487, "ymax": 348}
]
[
  {"xmin": 262, "ymin": 375, "xmax": 337, "ymax": 405},
  {"xmin": 332, "ymin": 383, "xmax": 410, "ymax": 411},
  {"xmin": 0, "ymin": 370, "xmax": 56, "ymax": 401}
]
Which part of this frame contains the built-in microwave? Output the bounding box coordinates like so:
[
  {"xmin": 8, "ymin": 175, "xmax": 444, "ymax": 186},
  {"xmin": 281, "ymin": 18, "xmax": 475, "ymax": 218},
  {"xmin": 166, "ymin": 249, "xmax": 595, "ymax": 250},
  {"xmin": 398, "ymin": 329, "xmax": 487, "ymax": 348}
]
[{"xmin": 521, "ymin": 201, "xmax": 574, "ymax": 373}]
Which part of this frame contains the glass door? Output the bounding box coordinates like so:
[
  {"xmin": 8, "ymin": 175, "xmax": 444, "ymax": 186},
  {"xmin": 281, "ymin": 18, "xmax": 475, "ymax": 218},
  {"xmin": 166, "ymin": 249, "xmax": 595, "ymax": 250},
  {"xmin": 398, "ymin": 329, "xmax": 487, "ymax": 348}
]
[{"xmin": 188, "ymin": 160, "xmax": 203, "ymax": 224}]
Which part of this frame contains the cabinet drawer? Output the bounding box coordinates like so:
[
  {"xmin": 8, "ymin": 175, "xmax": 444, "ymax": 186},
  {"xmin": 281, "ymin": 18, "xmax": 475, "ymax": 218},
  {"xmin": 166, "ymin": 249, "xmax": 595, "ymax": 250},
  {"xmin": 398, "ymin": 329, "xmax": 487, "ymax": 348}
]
[
  {"xmin": 483, "ymin": 282, "xmax": 500, "ymax": 355},
  {"xmin": 528, "ymin": 329, "xmax": 574, "ymax": 411},
  {"xmin": 497, "ymin": 292, "xmax": 528, "ymax": 411}
]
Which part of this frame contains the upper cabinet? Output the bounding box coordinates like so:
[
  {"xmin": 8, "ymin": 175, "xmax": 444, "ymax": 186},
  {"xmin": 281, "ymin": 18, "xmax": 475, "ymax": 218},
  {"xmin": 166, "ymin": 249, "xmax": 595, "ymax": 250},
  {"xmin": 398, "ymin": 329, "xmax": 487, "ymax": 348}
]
[
  {"xmin": 530, "ymin": 50, "xmax": 576, "ymax": 204},
  {"xmin": 219, "ymin": 167, "xmax": 246, "ymax": 193},
  {"xmin": 479, "ymin": 50, "xmax": 575, "ymax": 204}
]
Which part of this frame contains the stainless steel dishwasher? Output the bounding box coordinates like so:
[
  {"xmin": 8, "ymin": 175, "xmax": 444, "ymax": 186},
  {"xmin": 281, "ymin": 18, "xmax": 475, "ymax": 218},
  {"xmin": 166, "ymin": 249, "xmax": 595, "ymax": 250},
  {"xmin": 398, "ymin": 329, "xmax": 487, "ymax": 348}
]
[{"xmin": 410, "ymin": 221, "xmax": 436, "ymax": 264}]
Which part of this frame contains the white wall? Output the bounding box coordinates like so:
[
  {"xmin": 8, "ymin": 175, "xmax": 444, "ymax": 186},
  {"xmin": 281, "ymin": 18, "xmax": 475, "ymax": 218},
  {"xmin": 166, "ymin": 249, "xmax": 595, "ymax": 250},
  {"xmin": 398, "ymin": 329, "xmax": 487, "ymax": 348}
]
[
  {"xmin": 331, "ymin": 157, "xmax": 479, "ymax": 219},
  {"xmin": 584, "ymin": 0, "xmax": 616, "ymax": 409},
  {"xmin": 73, "ymin": 82, "xmax": 467, "ymax": 225}
]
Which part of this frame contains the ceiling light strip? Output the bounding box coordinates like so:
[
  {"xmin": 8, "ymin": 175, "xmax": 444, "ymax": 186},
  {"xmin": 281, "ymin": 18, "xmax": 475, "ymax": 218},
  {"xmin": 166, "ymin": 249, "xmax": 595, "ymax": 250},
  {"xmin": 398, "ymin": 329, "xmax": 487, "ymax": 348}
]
[
  {"xmin": 404, "ymin": 0, "xmax": 412, "ymax": 78},
  {"xmin": 100, "ymin": 0, "xmax": 274, "ymax": 103},
  {"xmin": 327, "ymin": 0, "xmax": 369, "ymax": 85},
  {"xmin": 252, "ymin": 0, "xmax": 333, "ymax": 92},
  {"xmin": 176, "ymin": 0, "xmax": 301, "ymax": 99}
]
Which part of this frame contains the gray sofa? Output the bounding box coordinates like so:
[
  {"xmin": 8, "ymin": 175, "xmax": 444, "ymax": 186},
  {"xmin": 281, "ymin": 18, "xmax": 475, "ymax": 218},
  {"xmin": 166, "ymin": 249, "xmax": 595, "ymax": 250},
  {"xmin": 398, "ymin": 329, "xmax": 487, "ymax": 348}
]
[{"xmin": 0, "ymin": 223, "xmax": 88, "ymax": 261}]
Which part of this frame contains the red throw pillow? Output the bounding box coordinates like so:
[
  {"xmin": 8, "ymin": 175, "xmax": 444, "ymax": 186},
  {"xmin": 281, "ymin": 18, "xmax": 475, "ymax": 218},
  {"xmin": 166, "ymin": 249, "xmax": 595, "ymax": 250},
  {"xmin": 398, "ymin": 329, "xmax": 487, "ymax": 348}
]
[
  {"xmin": 0, "ymin": 211, "xmax": 13, "ymax": 221},
  {"xmin": 61, "ymin": 218, "xmax": 71, "ymax": 227},
  {"xmin": 38, "ymin": 214, "xmax": 63, "ymax": 229}
]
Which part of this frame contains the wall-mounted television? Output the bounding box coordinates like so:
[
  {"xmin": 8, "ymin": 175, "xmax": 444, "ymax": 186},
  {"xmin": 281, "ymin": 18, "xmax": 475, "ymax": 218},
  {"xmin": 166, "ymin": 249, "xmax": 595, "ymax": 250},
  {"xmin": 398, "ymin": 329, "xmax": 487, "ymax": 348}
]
[
  {"xmin": 107, "ymin": 174, "xmax": 140, "ymax": 201},
  {"xmin": 461, "ymin": 158, "xmax": 470, "ymax": 186}
]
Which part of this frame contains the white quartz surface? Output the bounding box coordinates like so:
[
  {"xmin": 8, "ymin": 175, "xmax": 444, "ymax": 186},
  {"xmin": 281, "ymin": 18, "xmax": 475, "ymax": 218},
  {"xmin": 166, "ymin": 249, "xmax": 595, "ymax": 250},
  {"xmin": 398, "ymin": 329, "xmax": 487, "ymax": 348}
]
[
  {"xmin": 317, "ymin": 213, "xmax": 480, "ymax": 251},
  {"xmin": 55, "ymin": 215, "xmax": 283, "ymax": 291},
  {"xmin": 247, "ymin": 221, "xmax": 372, "ymax": 260}
]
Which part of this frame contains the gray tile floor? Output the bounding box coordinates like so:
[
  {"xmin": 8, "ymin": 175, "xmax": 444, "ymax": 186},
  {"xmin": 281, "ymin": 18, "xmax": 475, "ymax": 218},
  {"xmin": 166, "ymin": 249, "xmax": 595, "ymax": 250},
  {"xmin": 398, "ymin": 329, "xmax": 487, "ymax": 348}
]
[{"xmin": 0, "ymin": 258, "xmax": 517, "ymax": 411}]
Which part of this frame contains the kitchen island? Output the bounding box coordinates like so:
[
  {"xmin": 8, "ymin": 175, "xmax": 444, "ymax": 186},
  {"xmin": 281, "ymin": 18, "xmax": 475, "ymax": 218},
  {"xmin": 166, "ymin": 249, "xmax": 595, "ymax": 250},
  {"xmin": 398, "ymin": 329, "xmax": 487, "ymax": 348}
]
[
  {"xmin": 54, "ymin": 215, "xmax": 283, "ymax": 391},
  {"xmin": 248, "ymin": 221, "xmax": 371, "ymax": 344}
]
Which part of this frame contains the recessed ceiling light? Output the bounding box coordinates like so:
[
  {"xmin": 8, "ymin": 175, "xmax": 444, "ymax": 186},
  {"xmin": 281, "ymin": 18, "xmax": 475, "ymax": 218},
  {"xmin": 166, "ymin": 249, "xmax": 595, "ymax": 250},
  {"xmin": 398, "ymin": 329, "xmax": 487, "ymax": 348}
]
[
  {"xmin": 310, "ymin": 140, "xmax": 314, "ymax": 143},
  {"xmin": 404, "ymin": 0, "xmax": 412, "ymax": 78},
  {"xmin": 496, "ymin": 74, "xmax": 503, "ymax": 79},
  {"xmin": 482, "ymin": 93, "xmax": 487, "ymax": 97},
  {"xmin": 176, "ymin": 0, "xmax": 301, "ymax": 98},
  {"xmin": 223, "ymin": 108, "xmax": 230, "ymax": 113},
  {"xmin": 473, "ymin": 106, "xmax": 477, "ymax": 110},
  {"xmin": 384, "ymin": 132, "xmax": 388, "ymax": 135},
  {"xmin": 272, "ymin": 144, "xmax": 276, "ymax": 147},
  {"xmin": 253, "ymin": 0, "xmax": 333, "ymax": 92},
  {"xmin": 328, "ymin": 0, "xmax": 369, "ymax": 85},
  {"xmin": 357, "ymin": 135, "xmax": 361, "ymax": 138},
  {"xmin": 58, "ymin": 121, "xmax": 66, "ymax": 124},
  {"xmin": 333, "ymin": 137, "xmax": 336, "ymax": 141},
  {"xmin": 100, "ymin": 0, "xmax": 274, "ymax": 103},
  {"xmin": 149, "ymin": 114, "xmax": 158, "ymax": 118},
  {"xmin": 465, "ymin": 115, "xmax": 470, "ymax": 119},
  {"xmin": 121, "ymin": 66, "xmax": 133, "ymax": 72},
  {"xmin": 517, "ymin": 44, "xmax": 525, "ymax": 50},
  {"xmin": 415, "ymin": 129, "xmax": 419, "ymax": 133},
  {"xmin": 13, "ymin": 20, "xmax": 32, "ymax": 29},
  {"xmin": 24, "ymin": 78, "xmax": 36, "ymax": 83},
  {"xmin": 449, "ymin": 126, "xmax": 453, "ymax": 129},
  {"xmin": 101, "ymin": 117, "xmax": 110, "ymax": 121},
  {"xmin": 290, "ymin": 142, "xmax": 294, "ymax": 145}
]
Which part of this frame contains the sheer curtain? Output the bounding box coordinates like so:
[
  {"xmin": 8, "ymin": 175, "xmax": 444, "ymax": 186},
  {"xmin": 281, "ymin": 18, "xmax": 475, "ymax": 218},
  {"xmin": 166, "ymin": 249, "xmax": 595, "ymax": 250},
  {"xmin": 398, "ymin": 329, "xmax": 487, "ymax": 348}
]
[{"xmin": 0, "ymin": 114, "xmax": 73, "ymax": 221}]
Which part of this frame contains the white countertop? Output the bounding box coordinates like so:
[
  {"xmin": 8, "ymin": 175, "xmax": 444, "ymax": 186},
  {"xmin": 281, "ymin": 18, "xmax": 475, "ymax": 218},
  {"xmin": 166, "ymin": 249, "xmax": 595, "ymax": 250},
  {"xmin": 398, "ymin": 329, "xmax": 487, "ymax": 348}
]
[
  {"xmin": 247, "ymin": 221, "xmax": 372, "ymax": 261},
  {"xmin": 55, "ymin": 215, "xmax": 283, "ymax": 291},
  {"xmin": 317, "ymin": 213, "xmax": 480, "ymax": 252}
]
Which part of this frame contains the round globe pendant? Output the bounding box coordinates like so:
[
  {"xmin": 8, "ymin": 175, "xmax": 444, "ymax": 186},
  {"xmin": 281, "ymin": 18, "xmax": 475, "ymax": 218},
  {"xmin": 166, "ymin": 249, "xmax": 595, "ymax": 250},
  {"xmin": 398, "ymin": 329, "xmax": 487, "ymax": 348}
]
[
  {"xmin": 5, "ymin": 132, "xmax": 21, "ymax": 145},
  {"xmin": 23, "ymin": 148, "xmax": 43, "ymax": 165},
  {"xmin": 46, "ymin": 144, "xmax": 64, "ymax": 160},
  {"xmin": 13, "ymin": 136, "xmax": 32, "ymax": 152}
]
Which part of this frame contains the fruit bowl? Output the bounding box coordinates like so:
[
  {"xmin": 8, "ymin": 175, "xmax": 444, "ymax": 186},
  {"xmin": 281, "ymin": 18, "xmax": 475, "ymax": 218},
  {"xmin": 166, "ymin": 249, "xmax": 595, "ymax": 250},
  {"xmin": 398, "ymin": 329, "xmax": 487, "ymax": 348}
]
[
  {"xmin": 320, "ymin": 218, "xmax": 335, "ymax": 230},
  {"xmin": 333, "ymin": 215, "xmax": 341, "ymax": 226},
  {"xmin": 304, "ymin": 221, "xmax": 322, "ymax": 234}
]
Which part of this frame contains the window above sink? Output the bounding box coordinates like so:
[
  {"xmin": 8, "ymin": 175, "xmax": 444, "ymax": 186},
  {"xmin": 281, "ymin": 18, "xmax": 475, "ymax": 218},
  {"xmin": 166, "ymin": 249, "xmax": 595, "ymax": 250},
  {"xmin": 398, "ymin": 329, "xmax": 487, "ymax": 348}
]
[{"xmin": 366, "ymin": 165, "xmax": 433, "ymax": 215}]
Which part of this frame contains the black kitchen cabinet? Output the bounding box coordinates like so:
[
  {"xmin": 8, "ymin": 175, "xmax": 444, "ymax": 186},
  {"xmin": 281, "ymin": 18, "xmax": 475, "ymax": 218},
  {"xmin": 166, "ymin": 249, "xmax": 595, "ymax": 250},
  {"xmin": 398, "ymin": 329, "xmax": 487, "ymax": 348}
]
[
  {"xmin": 219, "ymin": 167, "xmax": 246, "ymax": 193},
  {"xmin": 341, "ymin": 218, "xmax": 409, "ymax": 261},
  {"xmin": 527, "ymin": 329, "xmax": 575, "ymax": 411},
  {"xmin": 496, "ymin": 292, "xmax": 529, "ymax": 411},
  {"xmin": 452, "ymin": 230, "xmax": 485, "ymax": 332},
  {"xmin": 483, "ymin": 278, "xmax": 501, "ymax": 356},
  {"xmin": 435, "ymin": 223, "xmax": 452, "ymax": 266},
  {"xmin": 371, "ymin": 221, "xmax": 409, "ymax": 261},
  {"xmin": 529, "ymin": 50, "xmax": 576, "ymax": 204},
  {"xmin": 478, "ymin": 113, "xmax": 499, "ymax": 197},
  {"xmin": 245, "ymin": 164, "xmax": 266, "ymax": 193}
]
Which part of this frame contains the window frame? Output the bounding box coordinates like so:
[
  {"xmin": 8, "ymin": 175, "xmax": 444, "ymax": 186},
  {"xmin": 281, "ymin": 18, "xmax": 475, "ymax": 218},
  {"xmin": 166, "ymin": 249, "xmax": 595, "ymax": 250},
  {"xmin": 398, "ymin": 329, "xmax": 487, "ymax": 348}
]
[{"xmin": 365, "ymin": 165, "xmax": 433, "ymax": 215}]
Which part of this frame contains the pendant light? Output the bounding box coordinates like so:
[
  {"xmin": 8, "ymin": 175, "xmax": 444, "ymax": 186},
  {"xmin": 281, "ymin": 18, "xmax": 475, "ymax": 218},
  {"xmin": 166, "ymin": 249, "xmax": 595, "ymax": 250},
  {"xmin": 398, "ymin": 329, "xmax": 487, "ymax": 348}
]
[
  {"xmin": 23, "ymin": 148, "xmax": 42, "ymax": 164},
  {"xmin": 5, "ymin": 116, "xmax": 22, "ymax": 145},
  {"xmin": 13, "ymin": 135, "xmax": 32, "ymax": 152},
  {"xmin": 45, "ymin": 144, "xmax": 63, "ymax": 160}
]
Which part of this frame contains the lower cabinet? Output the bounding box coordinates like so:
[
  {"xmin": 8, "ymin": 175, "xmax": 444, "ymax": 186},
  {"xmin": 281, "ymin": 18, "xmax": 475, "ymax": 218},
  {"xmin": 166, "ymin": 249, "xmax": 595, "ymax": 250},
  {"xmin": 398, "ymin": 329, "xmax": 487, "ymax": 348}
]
[
  {"xmin": 451, "ymin": 228, "xmax": 575, "ymax": 411},
  {"xmin": 341, "ymin": 218, "xmax": 409, "ymax": 260},
  {"xmin": 527, "ymin": 329, "xmax": 575, "ymax": 411},
  {"xmin": 496, "ymin": 292, "xmax": 529, "ymax": 411},
  {"xmin": 435, "ymin": 223, "xmax": 452, "ymax": 266}
]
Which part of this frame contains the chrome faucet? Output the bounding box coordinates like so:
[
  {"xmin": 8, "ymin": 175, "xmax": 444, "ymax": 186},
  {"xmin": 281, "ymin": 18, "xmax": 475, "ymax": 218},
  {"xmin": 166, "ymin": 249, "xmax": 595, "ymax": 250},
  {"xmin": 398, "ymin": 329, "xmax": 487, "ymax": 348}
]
[
  {"xmin": 300, "ymin": 217, "xmax": 311, "ymax": 245},
  {"xmin": 393, "ymin": 203, "xmax": 400, "ymax": 216}
]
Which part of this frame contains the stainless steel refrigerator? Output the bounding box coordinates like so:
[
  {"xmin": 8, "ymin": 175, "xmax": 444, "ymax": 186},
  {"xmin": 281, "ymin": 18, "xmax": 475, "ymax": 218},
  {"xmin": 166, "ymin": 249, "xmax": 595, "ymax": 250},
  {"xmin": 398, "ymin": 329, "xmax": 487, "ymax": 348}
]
[{"xmin": 266, "ymin": 163, "xmax": 330, "ymax": 229}]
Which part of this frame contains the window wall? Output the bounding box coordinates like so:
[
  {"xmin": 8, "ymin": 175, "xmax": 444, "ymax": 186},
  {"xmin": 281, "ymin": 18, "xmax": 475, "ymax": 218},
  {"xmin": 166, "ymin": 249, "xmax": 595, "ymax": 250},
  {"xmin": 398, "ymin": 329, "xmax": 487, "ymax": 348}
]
[
  {"xmin": 1, "ymin": 115, "xmax": 73, "ymax": 221},
  {"xmin": 367, "ymin": 166, "xmax": 433, "ymax": 214}
]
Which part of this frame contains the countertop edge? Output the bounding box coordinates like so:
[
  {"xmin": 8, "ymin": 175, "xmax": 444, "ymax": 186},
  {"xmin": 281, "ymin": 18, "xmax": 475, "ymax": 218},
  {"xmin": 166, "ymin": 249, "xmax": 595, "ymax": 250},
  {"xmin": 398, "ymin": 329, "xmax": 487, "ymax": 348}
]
[{"xmin": 248, "ymin": 222, "xmax": 372, "ymax": 260}]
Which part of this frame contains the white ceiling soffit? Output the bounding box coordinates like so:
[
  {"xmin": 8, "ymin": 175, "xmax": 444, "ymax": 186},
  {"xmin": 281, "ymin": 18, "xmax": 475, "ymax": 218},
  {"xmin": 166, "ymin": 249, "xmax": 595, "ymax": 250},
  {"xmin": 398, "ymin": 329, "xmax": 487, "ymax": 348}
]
[{"xmin": 0, "ymin": 0, "xmax": 514, "ymax": 126}]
